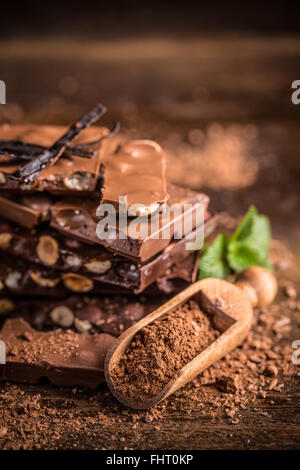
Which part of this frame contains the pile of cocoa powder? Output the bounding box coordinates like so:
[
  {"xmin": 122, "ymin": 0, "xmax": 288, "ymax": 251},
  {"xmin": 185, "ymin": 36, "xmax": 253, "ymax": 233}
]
[{"xmin": 111, "ymin": 300, "xmax": 220, "ymax": 401}]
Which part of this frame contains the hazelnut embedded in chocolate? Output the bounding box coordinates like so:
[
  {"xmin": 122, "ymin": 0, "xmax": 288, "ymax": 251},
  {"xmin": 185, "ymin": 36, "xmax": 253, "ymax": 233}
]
[
  {"xmin": 50, "ymin": 306, "xmax": 74, "ymax": 328},
  {"xmin": 84, "ymin": 259, "xmax": 112, "ymax": 274},
  {"xmin": 0, "ymin": 298, "xmax": 15, "ymax": 315},
  {"xmin": 19, "ymin": 182, "xmax": 34, "ymax": 191},
  {"xmin": 62, "ymin": 273, "xmax": 94, "ymax": 292},
  {"xmin": 63, "ymin": 254, "xmax": 82, "ymax": 268},
  {"xmin": 36, "ymin": 235, "xmax": 59, "ymax": 266},
  {"xmin": 30, "ymin": 271, "xmax": 60, "ymax": 288},
  {"xmin": 128, "ymin": 203, "xmax": 160, "ymax": 217},
  {"xmin": 74, "ymin": 318, "xmax": 92, "ymax": 334},
  {"xmin": 64, "ymin": 172, "xmax": 92, "ymax": 191},
  {"xmin": 0, "ymin": 232, "xmax": 13, "ymax": 249},
  {"xmin": 5, "ymin": 271, "xmax": 22, "ymax": 289},
  {"xmin": 0, "ymin": 172, "xmax": 6, "ymax": 185}
]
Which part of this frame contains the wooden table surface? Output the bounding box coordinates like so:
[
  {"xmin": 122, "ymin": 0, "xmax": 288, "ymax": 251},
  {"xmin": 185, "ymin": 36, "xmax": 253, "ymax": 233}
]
[{"xmin": 0, "ymin": 35, "xmax": 299, "ymax": 450}]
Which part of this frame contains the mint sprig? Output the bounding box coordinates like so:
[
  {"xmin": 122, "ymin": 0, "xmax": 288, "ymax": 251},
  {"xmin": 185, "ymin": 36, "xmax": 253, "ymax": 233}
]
[{"xmin": 198, "ymin": 206, "xmax": 272, "ymax": 280}]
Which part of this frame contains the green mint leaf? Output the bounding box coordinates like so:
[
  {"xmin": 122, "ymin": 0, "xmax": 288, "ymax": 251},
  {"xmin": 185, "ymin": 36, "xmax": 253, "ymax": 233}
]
[
  {"xmin": 198, "ymin": 233, "xmax": 229, "ymax": 280},
  {"xmin": 230, "ymin": 206, "xmax": 257, "ymax": 244},
  {"xmin": 227, "ymin": 243, "xmax": 272, "ymax": 273},
  {"xmin": 228, "ymin": 206, "xmax": 272, "ymax": 272}
]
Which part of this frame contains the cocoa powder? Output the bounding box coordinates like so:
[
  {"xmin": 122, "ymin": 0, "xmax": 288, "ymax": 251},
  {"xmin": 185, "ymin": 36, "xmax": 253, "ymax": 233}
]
[{"xmin": 111, "ymin": 300, "xmax": 220, "ymax": 401}]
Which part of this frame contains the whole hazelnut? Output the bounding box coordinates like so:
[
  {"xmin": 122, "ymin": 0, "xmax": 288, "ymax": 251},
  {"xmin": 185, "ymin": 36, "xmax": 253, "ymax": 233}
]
[{"xmin": 237, "ymin": 266, "xmax": 277, "ymax": 307}]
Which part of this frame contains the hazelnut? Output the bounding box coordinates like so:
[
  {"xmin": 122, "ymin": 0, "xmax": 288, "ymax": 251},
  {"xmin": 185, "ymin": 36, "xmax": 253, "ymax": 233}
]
[
  {"xmin": 50, "ymin": 306, "xmax": 74, "ymax": 328},
  {"xmin": 235, "ymin": 280, "xmax": 258, "ymax": 307},
  {"xmin": 63, "ymin": 255, "xmax": 82, "ymax": 268},
  {"xmin": 0, "ymin": 172, "xmax": 6, "ymax": 185},
  {"xmin": 19, "ymin": 182, "xmax": 34, "ymax": 191},
  {"xmin": 0, "ymin": 298, "xmax": 15, "ymax": 315},
  {"xmin": 5, "ymin": 271, "xmax": 22, "ymax": 289},
  {"xmin": 84, "ymin": 259, "xmax": 112, "ymax": 274},
  {"xmin": 74, "ymin": 318, "xmax": 92, "ymax": 334},
  {"xmin": 0, "ymin": 233, "xmax": 12, "ymax": 249},
  {"xmin": 237, "ymin": 266, "xmax": 278, "ymax": 307},
  {"xmin": 30, "ymin": 271, "xmax": 60, "ymax": 288},
  {"xmin": 128, "ymin": 203, "xmax": 160, "ymax": 217},
  {"xmin": 62, "ymin": 273, "xmax": 94, "ymax": 292},
  {"xmin": 36, "ymin": 235, "xmax": 59, "ymax": 266},
  {"xmin": 64, "ymin": 172, "xmax": 92, "ymax": 191}
]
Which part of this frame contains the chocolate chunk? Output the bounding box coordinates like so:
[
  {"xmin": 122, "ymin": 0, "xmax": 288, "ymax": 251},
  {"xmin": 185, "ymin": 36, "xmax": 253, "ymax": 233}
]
[
  {"xmin": 0, "ymin": 295, "xmax": 163, "ymax": 337},
  {"xmin": 0, "ymin": 249, "xmax": 199, "ymax": 297},
  {"xmin": 0, "ymin": 211, "xmax": 217, "ymax": 293},
  {"xmin": 100, "ymin": 140, "xmax": 168, "ymax": 214},
  {"xmin": 0, "ymin": 125, "xmax": 108, "ymax": 194},
  {"xmin": 51, "ymin": 184, "xmax": 209, "ymax": 262},
  {"xmin": 0, "ymin": 318, "xmax": 115, "ymax": 387},
  {"xmin": 0, "ymin": 193, "xmax": 53, "ymax": 228}
]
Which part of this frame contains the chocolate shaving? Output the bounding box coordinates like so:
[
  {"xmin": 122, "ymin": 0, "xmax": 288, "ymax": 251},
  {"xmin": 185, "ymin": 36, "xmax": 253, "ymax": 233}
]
[{"xmin": 10, "ymin": 104, "xmax": 107, "ymax": 184}]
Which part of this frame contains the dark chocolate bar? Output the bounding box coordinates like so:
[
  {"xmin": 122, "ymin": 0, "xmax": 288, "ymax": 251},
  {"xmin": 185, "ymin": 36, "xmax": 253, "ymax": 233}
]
[
  {"xmin": 0, "ymin": 295, "xmax": 163, "ymax": 337},
  {"xmin": 51, "ymin": 184, "xmax": 209, "ymax": 262},
  {"xmin": 0, "ymin": 251, "xmax": 199, "ymax": 297},
  {"xmin": 0, "ymin": 125, "xmax": 108, "ymax": 194},
  {"xmin": 0, "ymin": 318, "xmax": 115, "ymax": 387},
  {"xmin": 0, "ymin": 212, "xmax": 216, "ymax": 293},
  {"xmin": 0, "ymin": 193, "xmax": 53, "ymax": 228}
]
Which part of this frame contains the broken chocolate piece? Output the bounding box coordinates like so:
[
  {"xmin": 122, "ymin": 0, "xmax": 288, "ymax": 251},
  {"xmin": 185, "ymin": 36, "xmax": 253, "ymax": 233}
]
[
  {"xmin": 11, "ymin": 104, "xmax": 107, "ymax": 184},
  {"xmin": 0, "ymin": 318, "xmax": 115, "ymax": 387},
  {"xmin": 51, "ymin": 184, "xmax": 209, "ymax": 262},
  {"xmin": 0, "ymin": 251, "xmax": 199, "ymax": 297},
  {"xmin": 0, "ymin": 124, "xmax": 108, "ymax": 194},
  {"xmin": 0, "ymin": 211, "xmax": 217, "ymax": 293},
  {"xmin": 0, "ymin": 295, "xmax": 164, "ymax": 337},
  {"xmin": 0, "ymin": 193, "xmax": 52, "ymax": 228},
  {"xmin": 100, "ymin": 139, "xmax": 168, "ymax": 213}
]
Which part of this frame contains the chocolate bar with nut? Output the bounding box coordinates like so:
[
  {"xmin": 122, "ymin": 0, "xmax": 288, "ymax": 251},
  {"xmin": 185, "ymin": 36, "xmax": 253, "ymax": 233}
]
[
  {"xmin": 0, "ymin": 192, "xmax": 53, "ymax": 228},
  {"xmin": 100, "ymin": 139, "xmax": 168, "ymax": 215},
  {"xmin": 51, "ymin": 184, "xmax": 209, "ymax": 262},
  {"xmin": 0, "ymin": 295, "xmax": 163, "ymax": 337},
  {"xmin": 0, "ymin": 251, "xmax": 199, "ymax": 297},
  {"xmin": 0, "ymin": 318, "xmax": 115, "ymax": 387},
  {"xmin": 0, "ymin": 124, "xmax": 109, "ymax": 194},
  {"xmin": 0, "ymin": 211, "xmax": 216, "ymax": 293}
]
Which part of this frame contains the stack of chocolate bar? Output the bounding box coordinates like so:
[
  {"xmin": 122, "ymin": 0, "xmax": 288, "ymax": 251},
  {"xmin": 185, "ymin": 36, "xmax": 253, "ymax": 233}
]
[{"xmin": 0, "ymin": 105, "xmax": 217, "ymax": 387}]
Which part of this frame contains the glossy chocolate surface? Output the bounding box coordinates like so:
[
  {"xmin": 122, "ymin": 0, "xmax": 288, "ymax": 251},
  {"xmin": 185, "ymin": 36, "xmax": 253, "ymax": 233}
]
[
  {"xmin": 100, "ymin": 139, "xmax": 168, "ymax": 211},
  {"xmin": 51, "ymin": 184, "xmax": 209, "ymax": 262}
]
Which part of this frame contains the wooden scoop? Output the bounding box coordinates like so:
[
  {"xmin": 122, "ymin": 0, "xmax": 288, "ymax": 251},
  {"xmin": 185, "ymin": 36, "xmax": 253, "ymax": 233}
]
[{"xmin": 105, "ymin": 268, "xmax": 277, "ymax": 410}]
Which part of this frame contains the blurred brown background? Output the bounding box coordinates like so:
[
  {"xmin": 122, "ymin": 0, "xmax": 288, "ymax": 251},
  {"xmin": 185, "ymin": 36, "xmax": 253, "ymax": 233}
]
[{"xmin": 0, "ymin": 1, "xmax": 300, "ymax": 252}]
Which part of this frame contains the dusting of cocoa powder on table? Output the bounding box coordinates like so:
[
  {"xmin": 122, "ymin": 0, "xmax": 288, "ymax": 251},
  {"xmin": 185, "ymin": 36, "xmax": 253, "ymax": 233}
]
[{"xmin": 111, "ymin": 300, "xmax": 220, "ymax": 401}]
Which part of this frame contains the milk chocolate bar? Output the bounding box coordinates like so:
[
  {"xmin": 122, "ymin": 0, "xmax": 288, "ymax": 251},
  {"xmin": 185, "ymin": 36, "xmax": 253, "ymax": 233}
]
[
  {"xmin": 0, "ymin": 212, "xmax": 216, "ymax": 293},
  {"xmin": 0, "ymin": 295, "xmax": 163, "ymax": 337},
  {"xmin": 51, "ymin": 184, "xmax": 209, "ymax": 262},
  {"xmin": 0, "ymin": 124, "xmax": 108, "ymax": 194},
  {"xmin": 11, "ymin": 104, "xmax": 107, "ymax": 185},
  {"xmin": 0, "ymin": 251, "xmax": 199, "ymax": 297},
  {"xmin": 100, "ymin": 140, "xmax": 168, "ymax": 215},
  {"xmin": 0, "ymin": 193, "xmax": 53, "ymax": 228},
  {"xmin": 0, "ymin": 318, "xmax": 114, "ymax": 387}
]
